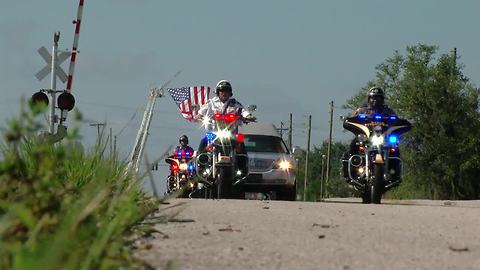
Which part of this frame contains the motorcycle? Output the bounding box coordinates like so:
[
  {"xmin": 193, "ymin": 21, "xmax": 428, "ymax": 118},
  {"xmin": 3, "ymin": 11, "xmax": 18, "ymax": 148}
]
[
  {"xmin": 342, "ymin": 113, "xmax": 411, "ymax": 204},
  {"xmin": 165, "ymin": 149, "xmax": 196, "ymax": 197},
  {"xmin": 195, "ymin": 108, "xmax": 255, "ymax": 199}
]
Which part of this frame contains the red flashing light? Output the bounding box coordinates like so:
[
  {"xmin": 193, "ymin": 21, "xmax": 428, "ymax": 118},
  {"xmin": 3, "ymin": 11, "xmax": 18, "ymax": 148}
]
[
  {"xmin": 213, "ymin": 113, "xmax": 223, "ymax": 121},
  {"xmin": 236, "ymin": 133, "xmax": 245, "ymax": 143},
  {"xmin": 171, "ymin": 164, "xmax": 180, "ymax": 173},
  {"xmin": 224, "ymin": 113, "xmax": 237, "ymax": 123},
  {"xmin": 206, "ymin": 144, "xmax": 213, "ymax": 152}
]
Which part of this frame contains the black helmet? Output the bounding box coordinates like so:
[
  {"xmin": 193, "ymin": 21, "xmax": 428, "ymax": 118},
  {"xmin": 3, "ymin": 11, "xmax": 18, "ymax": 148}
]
[
  {"xmin": 368, "ymin": 87, "xmax": 385, "ymax": 99},
  {"xmin": 215, "ymin": 80, "xmax": 233, "ymax": 95},
  {"xmin": 367, "ymin": 87, "xmax": 385, "ymax": 109},
  {"xmin": 179, "ymin": 135, "xmax": 189, "ymax": 145}
]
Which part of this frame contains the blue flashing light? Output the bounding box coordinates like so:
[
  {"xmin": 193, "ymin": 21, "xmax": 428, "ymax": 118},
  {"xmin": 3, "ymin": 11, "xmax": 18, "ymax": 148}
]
[
  {"xmin": 188, "ymin": 164, "xmax": 195, "ymax": 172},
  {"xmin": 186, "ymin": 151, "xmax": 191, "ymax": 156},
  {"xmin": 177, "ymin": 151, "xmax": 182, "ymax": 157},
  {"xmin": 358, "ymin": 114, "xmax": 367, "ymax": 120},
  {"xmin": 374, "ymin": 114, "xmax": 382, "ymax": 121},
  {"xmin": 389, "ymin": 115, "xmax": 397, "ymax": 121},
  {"xmin": 388, "ymin": 135, "xmax": 398, "ymax": 144},
  {"xmin": 205, "ymin": 132, "xmax": 216, "ymax": 141}
]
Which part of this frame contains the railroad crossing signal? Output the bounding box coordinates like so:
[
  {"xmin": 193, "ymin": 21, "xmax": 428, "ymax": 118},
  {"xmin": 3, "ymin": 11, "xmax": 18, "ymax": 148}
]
[{"xmin": 35, "ymin": 46, "xmax": 70, "ymax": 83}]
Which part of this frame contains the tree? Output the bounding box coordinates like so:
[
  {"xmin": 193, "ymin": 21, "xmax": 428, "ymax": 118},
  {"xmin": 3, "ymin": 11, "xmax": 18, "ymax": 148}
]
[{"xmin": 346, "ymin": 44, "xmax": 480, "ymax": 199}]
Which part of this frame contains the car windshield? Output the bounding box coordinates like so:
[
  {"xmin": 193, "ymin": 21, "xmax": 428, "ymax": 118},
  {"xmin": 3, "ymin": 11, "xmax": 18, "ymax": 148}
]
[{"xmin": 244, "ymin": 135, "xmax": 289, "ymax": 154}]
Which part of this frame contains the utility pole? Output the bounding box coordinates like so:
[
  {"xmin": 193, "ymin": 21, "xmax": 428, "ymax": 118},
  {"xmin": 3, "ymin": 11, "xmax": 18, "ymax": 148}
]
[
  {"xmin": 288, "ymin": 113, "xmax": 293, "ymax": 151},
  {"xmin": 90, "ymin": 122, "xmax": 105, "ymax": 138},
  {"xmin": 109, "ymin": 127, "xmax": 113, "ymax": 155},
  {"xmin": 114, "ymin": 135, "xmax": 117, "ymax": 155},
  {"xmin": 320, "ymin": 154, "xmax": 326, "ymax": 200},
  {"xmin": 453, "ymin": 47, "xmax": 457, "ymax": 68},
  {"xmin": 325, "ymin": 101, "xmax": 334, "ymax": 198},
  {"xmin": 277, "ymin": 122, "xmax": 288, "ymax": 139},
  {"xmin": 304, "ymin": 115, "xmax": 312, "ymax": 201}
]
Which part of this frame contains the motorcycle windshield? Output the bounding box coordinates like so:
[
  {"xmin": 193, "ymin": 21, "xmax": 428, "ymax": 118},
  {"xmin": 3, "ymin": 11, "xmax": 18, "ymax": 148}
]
[{"xmin": 343, "ymin": 114, "xmax": 411, "ymax": 138}]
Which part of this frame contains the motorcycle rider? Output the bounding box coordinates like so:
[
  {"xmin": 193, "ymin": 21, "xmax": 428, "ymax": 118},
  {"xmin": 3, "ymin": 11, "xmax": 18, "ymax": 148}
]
[
  {"xmin": 195, "ymin": 80, "xmax": 256, "ymax": 176},
  {"xmin": 173, "ymin": 135, "xmax": 195, "ymax": 157},
  {"xmin": 167, "ymin": 135, "xmax": 195, "ymax": 179},
  {"xmin": 342, "ymin": 87, "xmax": 398, "ymax": 180}
]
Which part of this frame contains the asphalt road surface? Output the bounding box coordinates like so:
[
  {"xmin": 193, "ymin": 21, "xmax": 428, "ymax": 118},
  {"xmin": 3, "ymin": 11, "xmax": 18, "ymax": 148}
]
[{"xmin": 134, "ymin": 198, "xmax": 480, "ymax": 270}]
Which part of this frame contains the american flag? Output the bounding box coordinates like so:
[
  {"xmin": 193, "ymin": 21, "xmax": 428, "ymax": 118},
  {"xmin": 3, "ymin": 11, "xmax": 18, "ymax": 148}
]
[{"xmin": 167, "ymin": 86, "xmax": 211, "ymax": 120}]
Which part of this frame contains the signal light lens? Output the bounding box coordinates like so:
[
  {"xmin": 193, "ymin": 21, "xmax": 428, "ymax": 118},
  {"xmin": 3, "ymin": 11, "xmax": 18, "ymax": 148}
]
[
  {"xmin": 224, "ymin": 113, "xmax": 237, "ymax": 123},
  {"xmin": 31, "ymin": 91, "xmax": 49, "ymax": 106},
  {"xmin": 57, "ymin": 92, "xmax": 75, "ymax": 111},
  {"xmin": 236, "ymin": 133, "xmax": 245, "ymax": 143},
  {"xmin": 388, "ymin": 135, "xmax": 398, "ymax": 144},
  {"xmin": 205, "ymin": 132, "xmax": 216, "ymax": 141},
  {"xmin": 171, "ymin": 164, "xmax": 179, "ymax": 173}
]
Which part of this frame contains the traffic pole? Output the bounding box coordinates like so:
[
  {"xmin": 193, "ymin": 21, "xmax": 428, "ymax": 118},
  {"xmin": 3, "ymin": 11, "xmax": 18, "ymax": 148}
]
[
  {"xmin": 325, "ymin": 101, "xmax": 334, "ymax": 198},
  {"xmin": 303, "ymin": 115, "xmax": 311, "ymax": 201},
  {"xmin": 288, "ymin": 113, "xmax": 293, "ymax": 151},
  {"xmin": 49, "ymin": 32, "xmax": 60, "ymax": 133}
]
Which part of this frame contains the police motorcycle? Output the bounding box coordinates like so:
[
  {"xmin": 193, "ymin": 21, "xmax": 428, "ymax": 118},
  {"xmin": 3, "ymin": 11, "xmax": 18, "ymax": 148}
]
[
  {"xmin": 165, "ymin": 149, "xmax": 196, "ymax": 197},
  {"xmin": 195, "ymin": 106, "xmax": 256, "ymax": 199},
  {"xmin": 342, "ymin": 113, "xmax": 411, "ymax": 204}
]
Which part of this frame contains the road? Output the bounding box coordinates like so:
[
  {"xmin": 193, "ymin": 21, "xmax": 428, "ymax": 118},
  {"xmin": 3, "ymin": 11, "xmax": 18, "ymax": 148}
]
[{"xmin": 134, "ymin": 198, "xmax": 480, "ymax": 270}]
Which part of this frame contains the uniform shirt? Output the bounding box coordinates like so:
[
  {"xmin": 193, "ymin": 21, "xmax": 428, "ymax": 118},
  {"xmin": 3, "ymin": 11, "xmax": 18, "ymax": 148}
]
[{"xmin": 196, "ymin": 96, "xmax": 253, "ymax": 132}]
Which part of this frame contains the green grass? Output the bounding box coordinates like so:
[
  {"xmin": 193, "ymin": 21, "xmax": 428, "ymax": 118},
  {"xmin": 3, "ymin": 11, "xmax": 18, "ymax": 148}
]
[{"xmin": 0, "ymin": 103, "xmax": 160, "ymax": 269}]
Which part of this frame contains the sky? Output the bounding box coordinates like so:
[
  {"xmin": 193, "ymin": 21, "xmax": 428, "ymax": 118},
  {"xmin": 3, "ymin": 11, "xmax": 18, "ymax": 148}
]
[{"xmin": 1, "ymin": 0, "xmax": 480, "ymax": 193}]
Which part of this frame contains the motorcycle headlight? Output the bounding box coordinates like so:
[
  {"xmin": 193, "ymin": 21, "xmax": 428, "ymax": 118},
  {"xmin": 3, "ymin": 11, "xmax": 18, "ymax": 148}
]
[
  {"xmin": 179, "ymin": 163, "xmax": 188, "ymax": 171},
  {"xmin": 371, "ymin": 135, "xmax": 385, "ymax": 147},
  {"xmin": 215, "ymin": 129, "xmax": 232, "ymax": 140}
]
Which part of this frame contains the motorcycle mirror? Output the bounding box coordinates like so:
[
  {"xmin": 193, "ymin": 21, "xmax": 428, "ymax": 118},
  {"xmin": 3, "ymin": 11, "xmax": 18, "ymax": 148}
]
[
  {"xmin": 247, "ymin": 104, "xmax": 257, "ymax": 112},
  {"xmin": 340, "ymin": 115, "xmax": 345, "ymax": 121}
]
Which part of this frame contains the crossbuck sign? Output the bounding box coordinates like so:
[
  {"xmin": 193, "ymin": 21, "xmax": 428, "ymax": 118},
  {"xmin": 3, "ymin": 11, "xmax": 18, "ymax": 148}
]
[{"xmin": 35, "ymin": 46, "xmax": 70, "ymax": 83}]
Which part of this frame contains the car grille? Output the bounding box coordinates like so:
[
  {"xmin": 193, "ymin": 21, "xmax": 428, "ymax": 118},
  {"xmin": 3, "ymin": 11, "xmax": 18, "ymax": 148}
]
[
  {"xmin": 246, "ymin": 173, "xmax": 263, "ymax": 183},
  {"xmin": 249, "ymin": 158, "xmax": 275, "ymax": 172}
]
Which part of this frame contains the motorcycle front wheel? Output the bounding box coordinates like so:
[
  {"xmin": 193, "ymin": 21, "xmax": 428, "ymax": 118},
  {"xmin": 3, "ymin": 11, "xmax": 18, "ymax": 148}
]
[
  {"xmin": 216, "ymin": 167, "xmax": 233, "ymax": 199},
  {"xmin": 371, "ymin": 163, "xmax": 384, "ymax": 204}
]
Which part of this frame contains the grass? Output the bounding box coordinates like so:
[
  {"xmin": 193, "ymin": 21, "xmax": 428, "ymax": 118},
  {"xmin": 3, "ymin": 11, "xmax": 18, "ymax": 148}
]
[{"xmin": 0, "ymin": 103, "xmax": 160, "ymax": 269}]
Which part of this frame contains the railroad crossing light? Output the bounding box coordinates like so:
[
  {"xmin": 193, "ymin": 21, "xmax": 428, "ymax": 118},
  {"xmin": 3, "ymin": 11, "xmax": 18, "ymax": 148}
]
[
  {"xmin": 31, "ymin": 91, "xmax": 49, "ymax": 106},
  {"xmin": 57, "ymin": 92, "xmax": 75, "ymax": 111}
]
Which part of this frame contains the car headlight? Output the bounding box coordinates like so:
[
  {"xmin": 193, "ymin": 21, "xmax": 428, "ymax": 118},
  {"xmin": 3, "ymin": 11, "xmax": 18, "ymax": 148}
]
[
  {"xmin": 371, "ymin": 135, "xmax": 385, "ymax": 147},
  {"xmin": 273, "ymin": 160, "xmax": 292, "ymax": 170}
]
